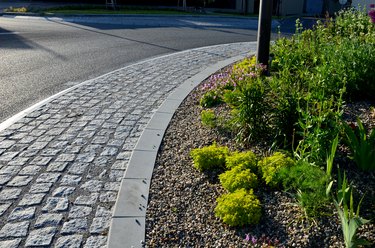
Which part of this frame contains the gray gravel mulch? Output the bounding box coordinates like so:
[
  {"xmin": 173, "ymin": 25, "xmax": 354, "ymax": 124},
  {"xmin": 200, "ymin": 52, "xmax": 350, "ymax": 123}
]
[{"xmin": 145, "ymin": 76, "xmax": 375, "ymax": 247}]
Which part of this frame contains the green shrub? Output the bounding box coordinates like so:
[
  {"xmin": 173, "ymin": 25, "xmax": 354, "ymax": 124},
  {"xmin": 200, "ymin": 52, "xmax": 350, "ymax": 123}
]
[
  {"xmin": 277, "ymin": 160, "xmax": 330, "ymax": 217},
  {"xmin": 225, "ymin": 151, "xmax": 258, "ymax": 171},
  {"xmin": 190, "ymin": 143, "xmax": 229, "ymax": 171},
  {"xmin": 201, "ymin": 109, "xmax": 217, "ymax": 128},
  {"xmin": 232, "ymin": 56, "xmax": 265, "ymax": 77},
  {"xmin": 200, "ymin": 91, "xmax": 222, "ymax": 108},
  {"xmin": 215, "ymin": 188, "xmax": 261, "ymax": 226},
  {"xmin": 219, "ymin": 166, "xmax": 258, "ymax": 192},
  {"xmin": 258, "ymin": 152, "xmax": 294, "ymax": 188},
  {"xmin": 343, "ymin": 118, "xmax": 375, "ymax": 171},
  {"xmin": 294, "ymin": 92, "xmax": 343, "ymax": 165}
]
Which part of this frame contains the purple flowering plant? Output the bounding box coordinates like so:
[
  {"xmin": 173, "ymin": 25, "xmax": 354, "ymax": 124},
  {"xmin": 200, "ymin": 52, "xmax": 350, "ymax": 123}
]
[
  {"xmin": 244, "ymin": 233, "xmax": 283, "ymax": 247},
  {"xmin": 199, "ymin": 56, "xmax": 266, "ymax": 108},
  {"xmin": 200, "ymin": 56, "xmax": 266, "ymax": 93},
  {"xmin": 369, "ymin": 4, "xmax": 375, "ymax": 23}
]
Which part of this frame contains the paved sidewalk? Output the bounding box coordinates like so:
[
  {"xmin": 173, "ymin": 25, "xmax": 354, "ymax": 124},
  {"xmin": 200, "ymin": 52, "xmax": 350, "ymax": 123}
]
[{"xmin": 0, "ymin": 42, "xmax": 257, "ymax": 247}]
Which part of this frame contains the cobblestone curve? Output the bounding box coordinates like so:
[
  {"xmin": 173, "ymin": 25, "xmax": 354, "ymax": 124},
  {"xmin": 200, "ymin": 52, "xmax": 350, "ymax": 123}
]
[{"xmin": 0, "ymin": 42, "xmax": 257, "ymax": 247}]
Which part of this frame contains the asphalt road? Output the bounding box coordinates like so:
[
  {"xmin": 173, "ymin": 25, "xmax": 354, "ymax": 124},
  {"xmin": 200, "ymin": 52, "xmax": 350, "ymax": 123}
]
[{"xmin": 0, "ymin": 15, "xmax": 263, "ymax": 123}]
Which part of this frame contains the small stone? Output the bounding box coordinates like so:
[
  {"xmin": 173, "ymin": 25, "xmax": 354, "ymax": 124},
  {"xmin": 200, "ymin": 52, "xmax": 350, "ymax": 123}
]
[
  {"xmin": 92, "ymin": 136, "xmax": 109, "ymax": 144},
  {"xmin": 0, "ymin": 140, "xmax": 16, "ymax": 149},
  {"xmin": 0, "ymin": 165, "xmax": 22, "ymax": 175},
  {"xmin": 61, "ymin": 218, "xmax": 87, "ymax": 234},
  {"xmin": 30, "ymin": 156, "xmax": 52, "ymax": 166},
  {"xmin": 52, "ymin": 186, "xmax": 75, "ymax": 197},
  {"xmin": 7, "ymin": 157, "xmax": 29, "ymax": 166},
  {"xmin": 0, "ymin": 152, "xmax": 18, "ymax": 161},
  {"xmin": 25, "ymin": 227, "xmax": 56, "ymax": 246},
  {"xmin": 63, "ymin": 145, "xmax": 82, "ymax": 154},
  {"xmin": 0, "ymin": 188, "xmax": 22, "ymax": 201},
  {"xmin": 34, "ymin": 213, "xmax": 63, "ymax": 228},
  {"xmin": 18, "ymin": 166, "xmax": 42, "ymax": 175},
  {"xmin": 0, "ymin": 174, "xmax": 12, "ymax": 185},
  {"xmin": 55, "ymin": 154, "xmax": 76, "ymax": 162},
  {"xmin": 49, "ymin": 141, "xmax": 68, "ymax": 149},
  {"xmin": 80, "ymin": 180, "xmax": 103, "ymax": 192},
  {"xmin": 111, "ymin": 161, "xmax": 128, "ymax": 170},
  {"xmin": 0, "ymin": 221, "xmax": 29, "ymax": 237},
  {"xmin": 36, "ymin": 173, "xmax": 61, "ymax": 183},
  {"xmin": 8, "ymin": 207, "xmax": 36, "ymax": 221},
  {"xmin": 109, "ymin": 170, "xmax": 124, "ymax": 182},
  {"xmin": 104, "ymin": 182, "xmax": 121, "ymax": 191},
  {"xmin": 18, "ymin": 135, "xmax": 37, "ymax": 144},
  {"xmin": 60, "ymin": 175, "xmax": 82, "ymax": 186},
  {"xmin": 74, "ymin": 193, "xmax": 99, "ymax": 206},
  {"xmin": 95, "ymin": 206, "xmax": 112, "ymax": 217},
  {"xmin": 84, "ymin": 236, "xmax": 107, "ymax": 248},
  {"xmin": 42, "ymin": 197, "xmax": 69, "ymax": 212},
  {"xmin": 69, "ymin": 205, "xmax": 92, "ymax": 218},
  {"xmin": 68, "ymin": 163, "xmax": 89, "ymax": 175},
  {"xmin": 29, "ymin": 183, "xmax": 53, "ymax": 193},
  {"xmin": 19, "ymin": 149, "xmax": 38, "ymax": 157},
  {"xmin": 100, "ymin": 147, "xmax": 118, "ymax": 156},
  {"xmin": 99, "ymin": 192, "xmax": 117, "ymax": 203},
  {"xmin": 0, "ymin": 202, "xmax": 12, "ymax": 216},
  {"xmin": 40, "ymin": 148, "xmax": 60, "ymax": 156},
  {"xmin": 46, "ymin": 162, "xmax": 69, "ymax": 172},
  {"xmin": 55, "ymin": 235, "xmax": 83, "ymax": 248},
  {"xmin": 90, "ymin": 216, "xmax": 111, "ymax": 234},
  {"xmin": 76, "ymin": 153, "xmax": 96, "ymax": 163},
  {"xmin": 92, "ymin": 157, "xmax": 109, "ymax": 167},
  {"xmin": 0, "ymin": 238, "xmax": 22, "ymax": 248},
  {"xmin": 7, "ymin": 176, "xmax": 33, "ymax": 186},
  {"xmin": 18, "ymin": 193, "xmax": 45, "ymax": 206},
  {"xmin": 116, "ymin": 151, "xmax": 132, "ymax": 160}
]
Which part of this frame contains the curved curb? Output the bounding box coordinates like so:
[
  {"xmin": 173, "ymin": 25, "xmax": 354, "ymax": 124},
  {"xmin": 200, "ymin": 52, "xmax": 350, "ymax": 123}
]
[{"xmin": 108, "ymin": 51, "xmax": 256, "ymax": 248}]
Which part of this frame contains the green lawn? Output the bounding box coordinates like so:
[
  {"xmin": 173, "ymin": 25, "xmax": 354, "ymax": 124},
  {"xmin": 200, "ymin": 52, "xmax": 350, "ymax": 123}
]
[{"xmin": 42, "ymin": 8, "xmax": 195, "ymax": 15}]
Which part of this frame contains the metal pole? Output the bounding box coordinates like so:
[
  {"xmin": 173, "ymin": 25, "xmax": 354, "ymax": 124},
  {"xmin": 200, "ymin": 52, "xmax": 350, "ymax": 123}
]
[{"xmin": 256, "ymin": 0, "xmax": 273, "ymax": 67}]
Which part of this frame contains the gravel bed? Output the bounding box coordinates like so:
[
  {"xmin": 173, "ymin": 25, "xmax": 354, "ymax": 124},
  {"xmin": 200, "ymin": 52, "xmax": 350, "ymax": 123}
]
[{"xmin": 145, "ymin": 76, "xmax": 374, "ymax": 247}]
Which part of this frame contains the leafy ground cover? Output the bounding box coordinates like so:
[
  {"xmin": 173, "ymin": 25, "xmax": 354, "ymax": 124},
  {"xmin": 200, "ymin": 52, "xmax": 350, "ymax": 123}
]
[{"xmin": 146, "ymin": 8, "xmax": 374, "ymax": 247}]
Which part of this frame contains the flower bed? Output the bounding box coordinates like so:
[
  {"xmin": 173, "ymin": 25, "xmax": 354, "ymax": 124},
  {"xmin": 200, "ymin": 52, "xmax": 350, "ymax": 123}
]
[{"xmin": 146, "ymin": 8, "xmax": 374, "ymax": 247}]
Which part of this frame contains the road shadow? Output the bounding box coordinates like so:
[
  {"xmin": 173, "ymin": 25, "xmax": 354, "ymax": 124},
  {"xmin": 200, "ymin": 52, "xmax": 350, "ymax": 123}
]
[
  {"xmin": 0, "ymin": 27, "xmax": 33, "ymax": 49},
  {"xmin": 0, "ymin": 25, "xmax": 67, "ymax": 60},
  {"xmin": 42, "ymin": 16, "xmax": 261, "ymax": 55}
]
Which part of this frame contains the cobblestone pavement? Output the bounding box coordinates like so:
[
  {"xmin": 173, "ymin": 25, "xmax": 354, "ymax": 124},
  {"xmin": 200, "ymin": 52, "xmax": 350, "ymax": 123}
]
[{"xmin": 0, "ymin": 42, "xmax": 257, "ymax": 247}]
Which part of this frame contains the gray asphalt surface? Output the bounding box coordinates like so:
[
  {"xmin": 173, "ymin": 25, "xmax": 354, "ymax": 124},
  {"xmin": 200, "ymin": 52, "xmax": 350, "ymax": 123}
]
[{"xmin": 0, "ymin": 15, "xmax": 261, "ymax": 123}]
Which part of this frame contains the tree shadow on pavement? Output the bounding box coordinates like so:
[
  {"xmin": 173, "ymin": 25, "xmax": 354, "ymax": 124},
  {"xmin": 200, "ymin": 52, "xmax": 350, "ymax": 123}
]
[{"xmin": 0, "ymin": 27, "xmax": 33, "ymax": 49}]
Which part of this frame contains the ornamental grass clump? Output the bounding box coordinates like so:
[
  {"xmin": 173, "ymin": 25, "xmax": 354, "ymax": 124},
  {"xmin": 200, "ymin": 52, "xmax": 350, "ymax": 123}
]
[
  {"xmin": 190, "ymin": 143, "xmax": 229, "ymax": 172},
  {"xmin": 343, "ymin": 118, "xmax": 375, "ymax": 171},
  {"xmin": 327, "ymin": 171, "xmax": 371, "ymax": 248},
  {"xmin": 277, "ymin": 160, "xmax": 330, "ymax": 217},
  {"xmin": 215, "ymin": 188, "xmax": 261, "ymax": 227}
]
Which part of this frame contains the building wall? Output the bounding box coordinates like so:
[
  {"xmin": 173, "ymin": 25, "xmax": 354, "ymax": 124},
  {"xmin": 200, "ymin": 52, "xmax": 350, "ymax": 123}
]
[
  {"xmin": 278, "ymin": 0, "xmax": 304, "ymax": 15},
  {"xmin": 352, "ymin": 0, "xmax": 375, "ymax": 9}
]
